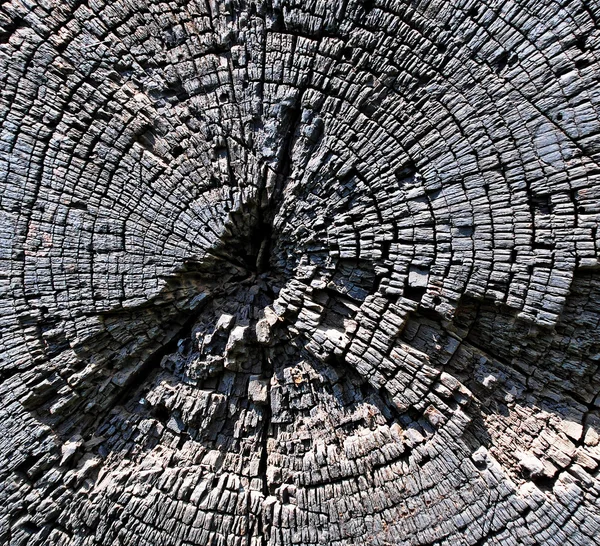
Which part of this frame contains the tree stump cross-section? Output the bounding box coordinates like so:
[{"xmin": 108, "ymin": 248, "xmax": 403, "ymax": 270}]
[{"xmin": 1, "ymin": 0, "xmax": 600, "ymax": 544}]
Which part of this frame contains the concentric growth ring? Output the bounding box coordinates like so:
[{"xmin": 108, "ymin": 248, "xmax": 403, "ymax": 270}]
[{"xmin": 1, "ymin": 0, "xmax": 600, "ymax": 545}]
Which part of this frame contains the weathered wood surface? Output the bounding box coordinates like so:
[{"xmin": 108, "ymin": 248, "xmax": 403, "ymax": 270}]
[{"xmin": 2, "ymin": 0, "xmax": 600, "ymax": 544}]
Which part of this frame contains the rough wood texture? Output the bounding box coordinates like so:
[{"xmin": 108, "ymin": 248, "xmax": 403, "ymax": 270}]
[{"xmin": 2, "ymin": 0, "xmax": 600, "ymax": 544}]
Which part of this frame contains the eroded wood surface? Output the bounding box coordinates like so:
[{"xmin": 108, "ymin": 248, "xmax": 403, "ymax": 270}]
[{"xmin": 1, "ymin": 0, "xmax": 600, "ymax": 544}]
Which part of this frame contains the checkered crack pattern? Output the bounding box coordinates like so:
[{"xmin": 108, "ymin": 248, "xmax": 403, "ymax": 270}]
[{"xmin": 1, "ymin": 0, "xmax": 600, "ymax": 545}]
